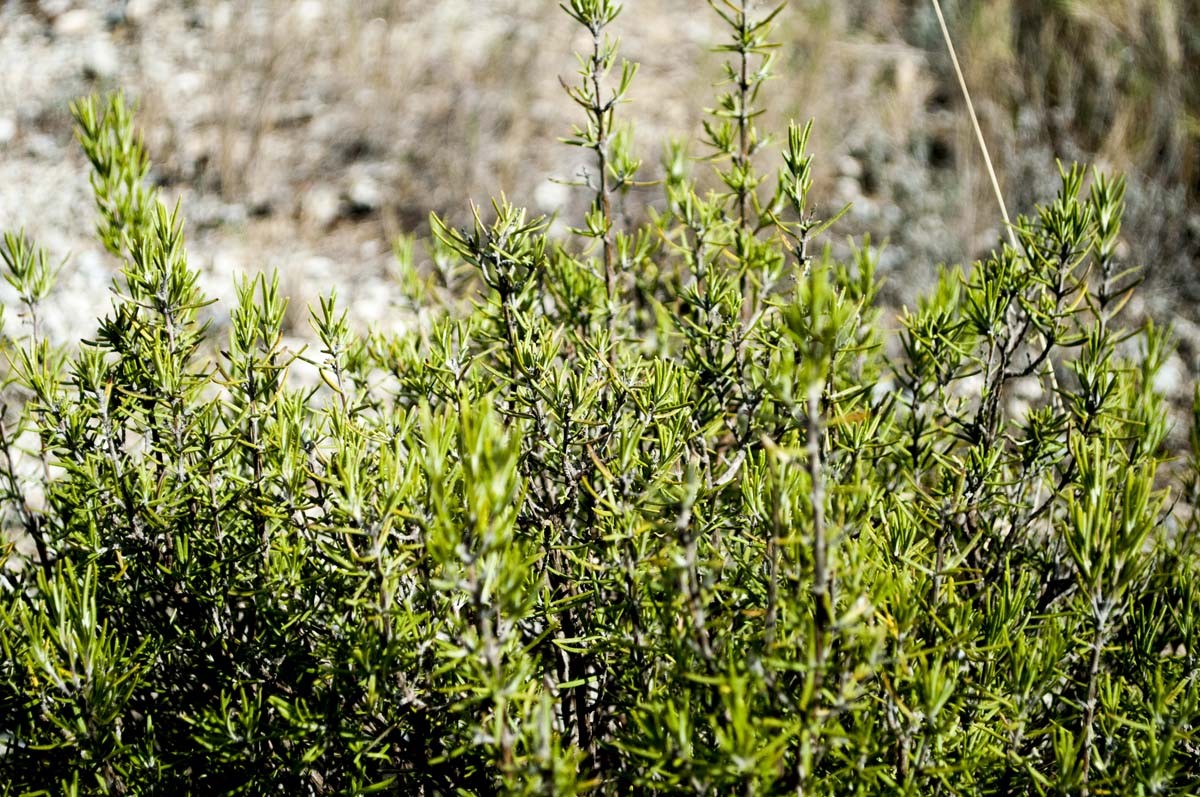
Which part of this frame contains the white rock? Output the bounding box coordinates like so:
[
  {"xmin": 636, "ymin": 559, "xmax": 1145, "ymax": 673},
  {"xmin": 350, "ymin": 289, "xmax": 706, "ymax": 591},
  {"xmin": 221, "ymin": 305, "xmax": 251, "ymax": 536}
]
[
  {"xmin": 290, "ymin": 0, "xmax": 324, "ymax": 34},
  {"xmin": 1011, "ymin": 377, "xmax": 1044, "ymax": 402},
  {"xmin": 849, "ymin": 196, "xmax": 876, "ymax": 221},
  {"xmin": 956, "ymin": 373, "xmax": 986, "ymax": 401},
  {"xmin": 684, "ymin": 18, "xmax": 713, "ymax": 44},
  {"xmin": 300, "ymin": 256, "xmax": 337, "ymax": 282},
  {"xmin": 834, "ymin": 176, "xmax": 861, "ymax": 203},
  {"xmin": 210, "ymin": 250, "xmax": 244, "ymax": 283},
  {"xmin": 837, "ymin": 155, "xmax": 863, "ymax": 180},
  {"xmin": 301, "ymin": 187, "xmax": 341, "ymax": 228},
  {"xmin": 45, "ymin": 274, "xmax": 106, "ymax": 342},
  {"xmin": 38, "ymin": 0, "xmax": 72, "ymax": 19},
  {"xmin": 71, "ymin": 248, "xmax": 110, "ymax": 285},
  {"xmin": 83, "ymin": 38, "xmax": 120, "ymax": 80},
  {"xmin": 0, "ymin": 117, "xmax": 15, "ymax": 145},
  {"xmin": 124, "ymin": 0, "xmax": 158, "ymax": 23},
  {"xmin": 535, "ymin": 180, "xmax": 570, "ymax": 213},
  {"xmin": 359, "ymin": 238, "xmax": 383, "ymax": 259},
  {"xmin": 1172, "ymin": 317, "xmax": 1200, "ymax": 355},
  {"xmin": 352, "ymin": 280, "xmax": 391, "ymax": 326},
  {"xmin": 1007, "ymin": 397, "xmax": 1032, "ymax": 422},
  {"xmin": 347, "ymin": 175, "xmax": 383, "ymax": 213},
  {"xmin": 53, "ymin": 8, "xmax": 98, "ymax": 36},
  {"xmin": 877, "ymin": 249, "xmax": 903, "ymax": 273},
  {"xmin": 1154, "ymin": 353, "xmax": 1187, "ymax": 399},
  {"xmin": 25, "ymin": 133, "xmax": 59, "ymax": 159},
  {"xmin": 211, "ymin": 1, "xmax": 233, "ymax": 33},
  {"xmin": 360, "ymin": 16, "xmax": 388, "ymax": 58},
  {"xmin": 893, "ymin": 54, "xmax": 921, "ymax": 101},
  {"xmin": 202, "ymin": 251, "xmax": 247, "ymax": 312},
  {"xmin": 172, "ymin": 70, "xmax": 205, "ymax": 97}
]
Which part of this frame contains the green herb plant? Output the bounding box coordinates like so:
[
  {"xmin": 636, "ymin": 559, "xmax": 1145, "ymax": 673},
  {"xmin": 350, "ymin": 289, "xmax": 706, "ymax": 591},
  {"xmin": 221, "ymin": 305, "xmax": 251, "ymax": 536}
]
[{"xmin": 1, "ymin": 2, "xmax": 1197, "ymax": 795}]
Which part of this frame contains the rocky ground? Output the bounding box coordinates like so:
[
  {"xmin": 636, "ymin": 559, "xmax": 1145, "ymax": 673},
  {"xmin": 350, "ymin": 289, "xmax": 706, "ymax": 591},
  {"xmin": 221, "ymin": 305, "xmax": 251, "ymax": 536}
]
[
  {"xmin": 0, "ymin": 0, "xmax": 1196, "ymax": 405},
  {"xmin": 2, "ymin": 0, "xmax": 443, "ymax": 347}
]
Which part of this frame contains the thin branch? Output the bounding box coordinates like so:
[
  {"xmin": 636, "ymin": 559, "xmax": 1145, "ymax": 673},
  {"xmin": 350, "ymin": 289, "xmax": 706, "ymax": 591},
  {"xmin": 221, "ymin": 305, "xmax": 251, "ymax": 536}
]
[{"xmin": 930, "ymin": 0, "xmax": 1015, "ymax": 249}]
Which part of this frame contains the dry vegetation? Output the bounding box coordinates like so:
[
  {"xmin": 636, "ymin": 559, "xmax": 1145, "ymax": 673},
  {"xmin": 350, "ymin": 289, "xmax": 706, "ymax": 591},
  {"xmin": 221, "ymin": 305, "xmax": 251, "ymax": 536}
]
[{"xmin": 1, "ymin": 0, "xmax": 1196, "ymax": 334}]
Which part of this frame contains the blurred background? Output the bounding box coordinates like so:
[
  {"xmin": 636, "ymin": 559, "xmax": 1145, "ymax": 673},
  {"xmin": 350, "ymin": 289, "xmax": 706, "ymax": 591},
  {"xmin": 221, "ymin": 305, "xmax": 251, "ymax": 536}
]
[{"xmin": 0, "ymin": 0, "xmax": 1197, "ymax": 386}]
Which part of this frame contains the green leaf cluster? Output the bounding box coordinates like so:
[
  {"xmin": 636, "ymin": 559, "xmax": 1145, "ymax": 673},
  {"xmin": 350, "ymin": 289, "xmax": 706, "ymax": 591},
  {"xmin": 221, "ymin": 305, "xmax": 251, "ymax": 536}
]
[{"xmin": 1, "ymin": 5, "xmax": 1198, "ymax": 795}]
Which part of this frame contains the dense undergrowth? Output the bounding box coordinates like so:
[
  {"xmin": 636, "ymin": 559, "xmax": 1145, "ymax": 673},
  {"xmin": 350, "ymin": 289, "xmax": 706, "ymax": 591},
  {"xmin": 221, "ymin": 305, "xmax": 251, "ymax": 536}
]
[{"xmin": 1, "ymin": 1, "xmax": 1199, "ymax": 794}]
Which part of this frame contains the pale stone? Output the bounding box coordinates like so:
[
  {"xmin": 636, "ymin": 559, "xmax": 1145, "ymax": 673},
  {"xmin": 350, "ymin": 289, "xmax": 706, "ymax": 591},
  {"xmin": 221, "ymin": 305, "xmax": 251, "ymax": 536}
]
[
  {"xmin": 1011, "ymin": 377, "xmax": 1044, "ymax": 402},
  {"xmin": 535, "ymin": 180, "xmax": 570, "ymax": 213},
  {"xmin": 301, "ymin": 256, "xmax": 337, "ymax": 282},
  {"xmin": 837, "ymin": 154, "xmax": 864, "ymax": 180},
  {"xmin": 174, "ymin": 70, "xmax": 205, "ymax": 97},
  {"xmin": 347, "ymin": 175, "xmax": 383, "ymax": 213},
  {"xmin": 302, "ymin": 186, "xmax": 341, "ymax": 228},
  {"xmin": 53, "ymin": 8, "xmax": 98, "ymax": 36},
  {"xmin": 82, "ymin": 38, "xmax": 120, "ymax": 80},
  {"xmin": 290, "ymin": 0, "xmax": 324, "ymax": 35},
  {"xmin": 38, "ymin": 0, "xmax": 72, "ymax": 19},
  {"xmin": 1154, "ymin": 352, "xmax": 1188, "ymax": 399},
  {"xmin": 835, "ymin": 176, "xmax": 861, "ymax": 203},
  {"xmin": 124, "ymin": 0, "xmax": 158, "ymax": 24},
  {"xmin": 211, "ymin": 1, "xmax": 233, "ymax": 33},
  {"xmin": 893, "ymin": 53, "xmax": 921, "ymax": 101}
]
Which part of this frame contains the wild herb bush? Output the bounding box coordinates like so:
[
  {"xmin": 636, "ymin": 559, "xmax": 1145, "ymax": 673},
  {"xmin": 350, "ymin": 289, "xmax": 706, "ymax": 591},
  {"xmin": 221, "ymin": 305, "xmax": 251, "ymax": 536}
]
[{"xmin": 1, "ymin": 2, "xmax": 1198, "ymax": 795}]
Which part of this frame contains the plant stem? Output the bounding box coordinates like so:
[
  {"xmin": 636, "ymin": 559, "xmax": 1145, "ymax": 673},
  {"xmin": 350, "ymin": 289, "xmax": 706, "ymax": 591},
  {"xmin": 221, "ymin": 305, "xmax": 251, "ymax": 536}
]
[
  {"xmin": 587, "ymin": 26, "xmax": 617, "ymax": 341},
  {"xmin": 1080, "ymin": 604, "xmax": 1108, "ymax": 796},
  {"xmin": 736, "ymin": 0, "xmax": 751, "ymax": 231},
  {"xmin": 808, "ymin": 383, "xmax": 830, "ymax": 632}
]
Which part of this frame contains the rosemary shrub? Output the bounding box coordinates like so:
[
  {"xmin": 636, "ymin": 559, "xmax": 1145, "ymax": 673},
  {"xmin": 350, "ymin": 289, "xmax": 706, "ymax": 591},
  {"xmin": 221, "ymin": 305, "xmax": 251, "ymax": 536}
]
[{"xmin": 1, "ymin": 2, "xmax": 1198, "ymax": 794}]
